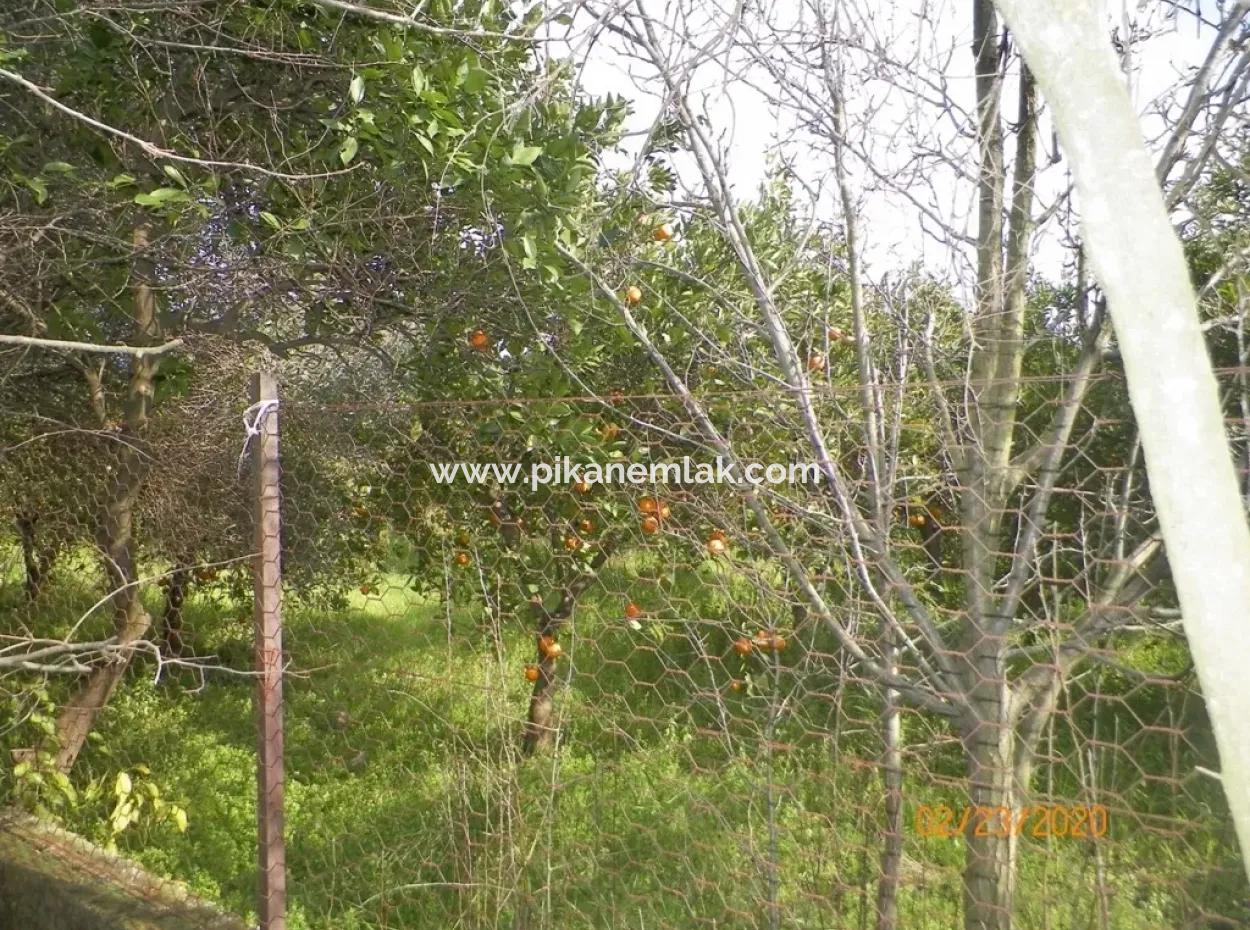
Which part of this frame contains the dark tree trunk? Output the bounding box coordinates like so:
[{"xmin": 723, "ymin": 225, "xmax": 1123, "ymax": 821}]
[
  {"xmin": 17, "ymin": 512, "xmax": 53, "ymax": 601},
  {"xmin": 161, "ymin": 566, "xmax": 191, "ymax": 658},
  {"xmin": 520, "ymin": 543, "xmax": 613, "ymax": 756}
]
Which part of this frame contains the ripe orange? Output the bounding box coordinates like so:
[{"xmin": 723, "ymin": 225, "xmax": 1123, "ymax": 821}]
[
  {"xmin": 706, "ymin": 535, "xmax": 728, "ymax": 556},
  {"xmin": 524, "ymin": 664, "xmax": 540, "ymax": 683},
  {"xmin": 641, "ymin": 515, "xmax": 660, "ymax": 534},
  {"xmin": 753, "ymin": 630, "xmax": 774, "ymax": 650},
  {"xmin": 638, "ymin": 496, "xmax": 659, "ymax": 515},
  {"xmin": 653, "ymin": 222, "xmax": 674, "ymax": 242},
  {"xmin": 578, "ymin": 518, "xmax": 594, "ymax": 534},
  {"xmin": 771, "ymin": 634, "xmax": 787, "ymax": 652},
  {"xmin": 625, "ymin": 285, "xmax": 643, "ymax": 305},
  {"xmin": 455, "ymin": 552, "xmax": 471, "ymax": 567},
  {"xmin": 469, "ymin": 329, "xmax": 490, "ymax": 351},
  {"xmin": 625, "ymin": 601, "xmax": 642, "ymax": 620},
  {"xmin": 658, "ymin": 503, "xmax": 672, "ymax": 520},
  {"xmin": 564, "ymin": 535, "xmax": 582, "ymax": 552},
  {"xmin": 733, "ymin": 637, "xmax": 753, "ymax": 656},
  {"xmin": 539, "ymin": 635, "xmax": 563, "ymax": 659},
  {"xmin": 573, "ymin": 480, "xmax": 591, "ymax": 495},
  {"xmin": 808, "ymin": 354, "xmax": 826, "ymax": 372},
  {"xmin": 730, "ymin": 680, "xmax": 743, "ymax": 692},
  {"xmin": 827, "ymin": 327, "xmax": 845, "ymax": 342},
  {"xmin": 908, "ymin": 513, "xmax": 928, "ymax": 529}
]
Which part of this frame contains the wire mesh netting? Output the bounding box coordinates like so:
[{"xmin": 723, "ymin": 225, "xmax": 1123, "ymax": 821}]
[{"xmin": 2, "ymin": 364, "xmax": 1248, "ymax": 929}]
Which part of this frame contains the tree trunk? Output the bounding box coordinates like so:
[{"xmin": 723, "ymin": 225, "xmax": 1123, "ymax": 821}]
[
  {"xmin": 16, "ymin": 511, "xmax": 51, "ymax": 601},
  {"xmin": 53, "ymin": 226, "xmax": 162, "ymax": 774},
  {"xmin": 521, "ymin": 628, "xmax": 559, "ymax": 755},
  {"xmin": 962, "ymin": 696, "xmax": 1018, "ymax": 930},
  {"xmin": 54, "ymin": 469, "xmax": 152, "ymax": 771},
  {"xmin": 875, "ymin": 641, "xmax": 903, "ymax": 930},
  {"xmin": 161, "ymin": 566, "xmax": 190, "ymax": 658}
]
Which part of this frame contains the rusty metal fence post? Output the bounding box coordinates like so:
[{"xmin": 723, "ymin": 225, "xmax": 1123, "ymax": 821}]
[{"xmin": 250, "ymin": 372, "xmax": 286, "ymax": 930}]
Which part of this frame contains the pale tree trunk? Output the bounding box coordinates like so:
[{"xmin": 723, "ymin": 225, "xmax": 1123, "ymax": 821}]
[
  {"xmin": 54, "ymin": 226, "xmax": 162, "ymax": 773},
  {"xmin": 991, "ymin": 0, "xmax": 1250, "ymax": 881},
  {"xmin": 957, "ymin": 6, "xmax": 1038, "ymax": 927},
  {"xmin": 875, "ymin": 639, "xmax": 903, "ymax": 930}
]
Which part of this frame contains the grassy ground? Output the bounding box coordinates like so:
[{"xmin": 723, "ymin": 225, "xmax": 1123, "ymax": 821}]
[{"xmin": 1, "ymin": 552, "xmax": 1245, "ymax": 929}]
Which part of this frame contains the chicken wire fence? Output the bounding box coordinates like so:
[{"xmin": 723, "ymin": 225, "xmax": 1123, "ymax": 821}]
[{"xmin": 1, "ymin": 368, "xmax": 1248, "ymax": 930}]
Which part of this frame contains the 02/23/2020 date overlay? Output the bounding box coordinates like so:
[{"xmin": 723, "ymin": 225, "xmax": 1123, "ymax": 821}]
[{"xmin": 914, "ymin": 804, "xmax": 1109, "ymax": 839}]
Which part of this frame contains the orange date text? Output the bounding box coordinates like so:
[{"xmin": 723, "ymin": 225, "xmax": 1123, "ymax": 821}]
[{"xmin": 913, "ymin": 804, "xmax": 1108, "ymax": 839}]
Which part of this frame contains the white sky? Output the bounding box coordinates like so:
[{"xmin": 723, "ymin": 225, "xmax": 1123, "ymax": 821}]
[{"xmin": 552, "ymin": 0, "xmax": 1220, "ymax": 291}]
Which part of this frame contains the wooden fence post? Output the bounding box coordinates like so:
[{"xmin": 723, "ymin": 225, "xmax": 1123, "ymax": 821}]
[{"xmin": 251, "ymin": 372, "xmax": 286, "ymax": 930}]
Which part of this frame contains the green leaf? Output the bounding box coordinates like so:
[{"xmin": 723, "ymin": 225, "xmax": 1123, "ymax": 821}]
[
  {"xmin": 172, "ymin": 807, "xmax": 188, "ymax": 833},
  {"xmin": 162, "ymin": 164, "xmax": 187, "ymax": 187},
  {"xmin": 259, "ymin": 211, "xmax": 281, "ymax": 230},
  {"xmin": 42, "ymin": 161, "xmax": 75, "ymax": 174},
  {"xmin": 114, "ymin": 771, "xmax": 132, "ymax": 797},
  {"xmin": 106, "ymin": 173, "xmax": 137, "ymax": 189},
  {"xmin": 510, "ymin": 143, "xmax": 543, "ymax": 167},
  {"xmin": 24, "ymin": 177, "xmax": 47, "ymax": 205},
  {"xmin": 133, "ymin": 187, "xmax": 190, "ymax": 207},
  {"xmin": 463, "ymin": 68, "xmax": 489, "ymax": 94},
  {"xmin": 410, "ymin": 65, "xmax": 426, "ymax": 95},
  {"xmin": 349, "ymin": 74, "xmax": 366, "ymax": 104},
  {"xmin": 521, "ymin": 233, "xmax": 538, "ymax": 270},
  {"xmin": 339, "ymin": 136, "xmax": 359, "ymax": 165}
]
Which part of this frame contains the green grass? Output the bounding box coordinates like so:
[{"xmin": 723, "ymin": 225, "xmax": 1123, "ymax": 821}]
[{"xmin": 2, "ymin": 555, "xmax": 1246, "ymax": 929}]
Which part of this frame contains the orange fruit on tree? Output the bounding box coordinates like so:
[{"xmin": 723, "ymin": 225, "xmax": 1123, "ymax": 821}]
[
  {"xmin": 658, "ymin": 503, "xmax": 672, "ymax": 520},
  {"xmin": 808, "ymin": 353, "xmax": 826, "ymax": 372},
  {"xmin": 539, "ymin": 635, "xmax": 563, "ymax": 659},
  {"xmin": 469, "ymin": 329, "xmax": 490, "ymax": 351},
  {"xmin": 753, "ymin": 630, "xmax": 774, "ymax": 650},
  {"xmin": 652, "ymin": 222, "xmax": 674, "ymax": 242},
  {"xmin": 641, "ymin": 515, "xmax": 660, "ymax": 534},
  {"xmin": 564, "ymin": 535, "xmax": 582, "ymax": 552},
  {"xmin": 730, "ymin": 679, "xmax": 744, "ymax": 692},
  {"xmin": 625, "ymin": 601, "xmax": 642, "ymax": 620},
  {"xmin": 770, "ymin": 634, "xmax": 788, "ymax": 652},
  {"xmin": 524, "ymin": 664, "xmax": 540, "ymax": 683},
  {"xmin": 908, "ymin": 513, "xmax": 927, "ymax": 529},
  {"xmin": 578, "ymin": 518, "xmax": 594, "ymax": 534},
  {"xmin": 827, "ymin": 326, "xmax": 845, "ymax": 342},
  {"xmin": 706, "ymin": 535, "xmax": 728, "ymax": 556},
  {"xmin": 624, "ymin": 285, "xmax": 643, "ymax": 305},
  {"xmin": 573, "ymin": 479, "xmax": 591, "ymax": 495},
  {"xmin": 455, "ymin": 551, "xmax": 471, "ymax": 567},
  {"xmin": 638, "ymin": 496, "xmax": 659, "ymax": 515},
  {"xmin": 733, "ymin": 637, "xmax": 753, "ymax": 656}
]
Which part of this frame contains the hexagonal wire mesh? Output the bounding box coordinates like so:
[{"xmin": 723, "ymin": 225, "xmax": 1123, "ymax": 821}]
[{"xmin": 2, "ymin": 363, "xmax": 1247, "ymax": 930}]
